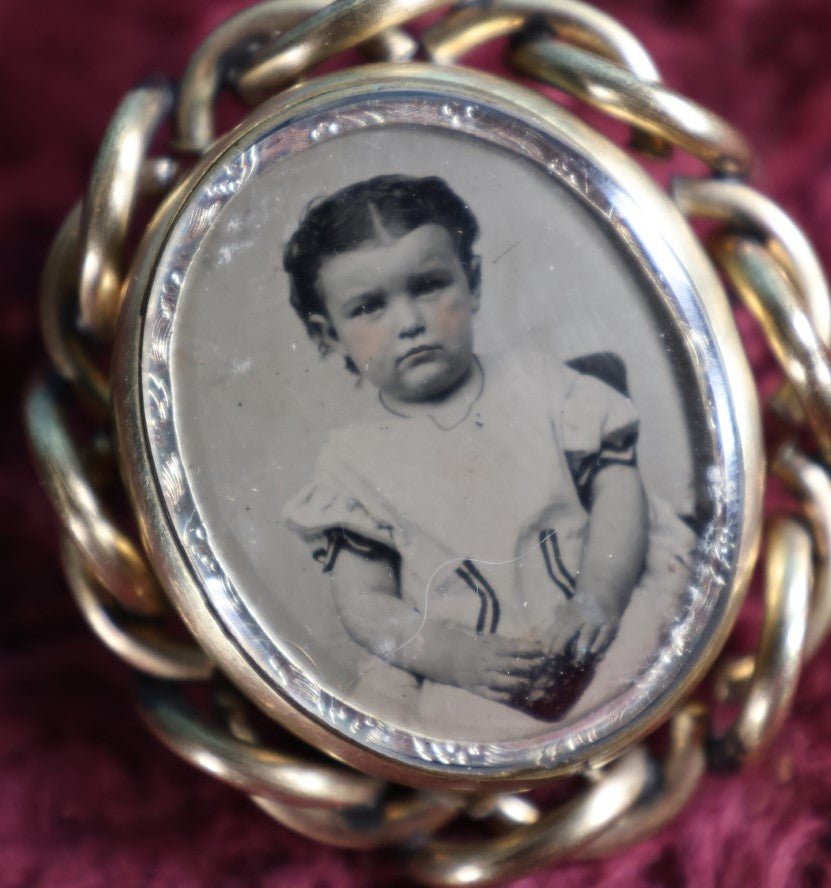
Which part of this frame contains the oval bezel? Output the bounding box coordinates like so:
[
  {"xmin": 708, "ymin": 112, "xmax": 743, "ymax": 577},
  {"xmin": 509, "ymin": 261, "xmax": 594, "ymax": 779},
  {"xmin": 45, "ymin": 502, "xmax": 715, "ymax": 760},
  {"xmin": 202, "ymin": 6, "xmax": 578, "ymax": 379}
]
[{"xmin": 114, "ymin": 63, "xmax": 763, "ymax": 789}]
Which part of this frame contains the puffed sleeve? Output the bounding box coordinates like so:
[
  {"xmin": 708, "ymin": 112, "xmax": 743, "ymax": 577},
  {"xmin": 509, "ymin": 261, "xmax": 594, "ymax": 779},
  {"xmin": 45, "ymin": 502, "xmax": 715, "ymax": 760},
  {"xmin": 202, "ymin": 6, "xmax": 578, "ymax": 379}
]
[
  {"xmin": 283, "ymin": 433, "xmax": 399, "ymax": 572},
  {"xmin": 560, "ymin": 369, "xmax": 640, "ymax": 510}
]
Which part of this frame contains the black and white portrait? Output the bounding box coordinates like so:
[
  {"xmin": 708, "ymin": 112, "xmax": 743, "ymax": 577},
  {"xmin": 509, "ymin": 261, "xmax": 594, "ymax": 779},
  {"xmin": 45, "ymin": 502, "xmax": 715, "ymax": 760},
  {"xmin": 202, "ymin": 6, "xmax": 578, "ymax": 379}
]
[
  {"xmin": 167, "ymin": 123, "xmax": 710, "ymax": 743},
  {"xmin": 279, "ymin": 172, "xmax": 696, "ymax": 726}
]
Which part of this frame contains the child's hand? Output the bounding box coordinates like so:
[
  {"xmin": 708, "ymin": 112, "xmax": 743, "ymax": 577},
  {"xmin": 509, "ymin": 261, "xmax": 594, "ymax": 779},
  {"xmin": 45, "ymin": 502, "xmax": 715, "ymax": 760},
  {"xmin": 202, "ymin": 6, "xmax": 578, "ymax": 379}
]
[
  {"xmin": 442, "ymin": 632, "xmax": 546, "ymax": 703},
  {"xmin": 544, "ymin": 596, "xmax": 620, "ymax": 662}
]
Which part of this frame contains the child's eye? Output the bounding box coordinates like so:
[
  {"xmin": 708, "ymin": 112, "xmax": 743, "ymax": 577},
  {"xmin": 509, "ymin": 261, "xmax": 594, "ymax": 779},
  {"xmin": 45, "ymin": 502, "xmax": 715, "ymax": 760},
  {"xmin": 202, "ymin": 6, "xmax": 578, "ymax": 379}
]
[
  {"xmin": 410, "ymin": 273, "xmax": 452, "ymax": 297},
  {"xmin": 349, "ymin": 296, "xmax": 384, "ymax": 318}
]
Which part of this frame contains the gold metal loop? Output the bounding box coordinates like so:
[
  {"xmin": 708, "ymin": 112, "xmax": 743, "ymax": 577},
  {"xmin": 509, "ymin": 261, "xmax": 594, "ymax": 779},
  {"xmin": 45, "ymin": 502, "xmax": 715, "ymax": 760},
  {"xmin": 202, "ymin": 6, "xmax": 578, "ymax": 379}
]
[
  {"xmin": 406, "ymin": 748, "xmax": 652, "ymax": 886},
  {"xmin": 422, "ymin": 0, "xmax": 674, "ymax": 157},
  {"xmin": 710, "ymin": 233, "xmax": 831, "ymax": 466},
  {"xmin": 212, "ymin": 684, "xmax": 464, "ymax": 848},
  {"xmin": 422, "ymin": 0, "xmax": 659, "ymax": 76},
  {"xmin": 450, "ymin": 710, "xmax": 707, "ymax": 861},
  {"xmin": 672, "ymin": 178, "xmax": 831, "ymax": 345},
  {"xmin": 79, "ymin": 80, "xmax": 175, "ymax": 339},
  {"xmin": 138, "ymin": 156, "xmax": 181, "ymax": 196},
  {"xmin": 576, "ymin": 704, "xmax": 707, "ymax": 858},
  {"xmin": 712, "ymin": 654, "xmax": 754, "ymax": 706},
  {"xmin": 253, "ymin": 790, "xmax": 464, "ymax": 850},
  {"xmin": 713, "ymin": 453, "xmax": 828, "ymax": 699},
  {"xmin": 39, "ymin": 203, "xmax": 111, "ymax": 415},
  {"xmin": 61, "ymin": 535, "xmax": 211, "ymax": 681},
  {"xmin": 709, "ymin": 517, "xmax": 811, "ymax": 771},
  {"xmin": 362, "ymin": 24, "xmax": 420, "ymax": 63},
  {"xmin": 41, "ymin": 153, "xmax": 180, "ymax": 415},
  {"xmin": 674, "ymin": 178, "xmax": 830, "ymax": 424},
  {"xmin": 774, "ymin": 445, "xmax": 831, "ymax": 660},
  {"xmin": 176, "ymin": 1, "xmax": 420, "ymax": 151},
  {"xmin": 465, "ymin": 792, "xmax": 540, "ymax": 827},
  {"xmin": 135, "ymin": 675, "xmax": 385, "ymax": 810},
  {"xmin": 175, "ymin": 0, "xmax": 331, "ymax": 153},
  {"xmin": 24, "ymin": 378, "xmax": 166, "ymax": 616},
  {"xmin": 235, "ymin": 0, "xmax": 446, "ymax": 105},
  {"xmin": 511, "ymin": 39, "xmax": 755, "ymax": 176}
]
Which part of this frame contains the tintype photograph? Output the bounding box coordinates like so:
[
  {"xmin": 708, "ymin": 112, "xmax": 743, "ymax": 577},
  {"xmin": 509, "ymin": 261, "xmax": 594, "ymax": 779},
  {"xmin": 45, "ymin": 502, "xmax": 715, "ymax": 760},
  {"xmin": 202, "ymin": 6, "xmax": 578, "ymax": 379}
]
[{"xmin": 169, "ymin": 124, "xmax": 707, "ymax": 742}]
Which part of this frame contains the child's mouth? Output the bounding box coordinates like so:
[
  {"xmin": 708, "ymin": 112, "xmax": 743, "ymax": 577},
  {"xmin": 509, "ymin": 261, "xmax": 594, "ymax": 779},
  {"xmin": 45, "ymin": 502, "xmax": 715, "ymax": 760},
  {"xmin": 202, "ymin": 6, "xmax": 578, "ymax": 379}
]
[{"xmin": 397, "ymin": 345, "xmax": 440, "ymax": 366}]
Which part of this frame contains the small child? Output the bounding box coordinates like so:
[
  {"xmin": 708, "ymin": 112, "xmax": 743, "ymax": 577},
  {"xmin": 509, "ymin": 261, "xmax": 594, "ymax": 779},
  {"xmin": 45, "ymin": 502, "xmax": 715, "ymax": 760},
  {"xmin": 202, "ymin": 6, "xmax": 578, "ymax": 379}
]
[{"xmin": 282, "ymin": 174, "xmax": 660, "ymax": 721}]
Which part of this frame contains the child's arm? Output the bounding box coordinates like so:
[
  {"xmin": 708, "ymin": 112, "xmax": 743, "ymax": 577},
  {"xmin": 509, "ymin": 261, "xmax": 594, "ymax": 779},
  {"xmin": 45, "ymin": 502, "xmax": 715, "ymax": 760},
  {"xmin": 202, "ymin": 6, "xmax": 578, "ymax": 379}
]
[
  {"xmin": 548, "ymin": 463, "xmax": 647, "ymax": 659},
  {"xmin": 329, "ymin": 546, "xmax": 544, "ymax": 702}
]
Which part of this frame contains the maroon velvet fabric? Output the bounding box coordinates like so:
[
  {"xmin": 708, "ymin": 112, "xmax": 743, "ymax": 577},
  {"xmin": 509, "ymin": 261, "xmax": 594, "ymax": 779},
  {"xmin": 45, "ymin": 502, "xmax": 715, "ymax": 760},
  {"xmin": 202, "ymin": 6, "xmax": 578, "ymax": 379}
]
[{"xmin": 2, "ymin": 1, "xmax": 831, "ymax": 885}]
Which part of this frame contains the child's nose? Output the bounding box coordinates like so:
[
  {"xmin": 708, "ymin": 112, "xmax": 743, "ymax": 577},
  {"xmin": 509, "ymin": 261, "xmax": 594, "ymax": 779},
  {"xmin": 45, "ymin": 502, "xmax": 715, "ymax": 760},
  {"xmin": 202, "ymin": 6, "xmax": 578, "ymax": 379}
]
[{"xmin": 393, "ymin": 298, "xmax": 425, "ymax": 338}]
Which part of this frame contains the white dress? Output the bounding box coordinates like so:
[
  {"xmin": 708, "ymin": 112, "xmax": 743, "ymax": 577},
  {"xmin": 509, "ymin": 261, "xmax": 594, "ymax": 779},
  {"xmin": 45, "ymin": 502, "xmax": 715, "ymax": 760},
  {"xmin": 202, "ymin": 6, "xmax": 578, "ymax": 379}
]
[{"xmin": 284, "ymin": 350, "xmax": 696, "ymax": 729}]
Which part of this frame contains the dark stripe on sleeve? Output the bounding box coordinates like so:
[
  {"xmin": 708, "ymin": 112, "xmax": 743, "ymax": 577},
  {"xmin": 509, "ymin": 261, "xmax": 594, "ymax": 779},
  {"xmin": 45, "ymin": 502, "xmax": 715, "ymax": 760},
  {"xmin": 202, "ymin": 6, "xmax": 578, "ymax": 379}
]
[
  {"xmin": 455, "ymin": 565, "xmax": 489, "ymax": 634},
  {"xmin": 539, "ymin": 529, "xmax": 577, "ymax": 599},
  {"xmin": 566, "ymin": 425, "xmax": 639, "ymax": 511},
  {"xmin": 313, "ymin": 528, "xmax": 399, "ymax": 575},
  {"xmin": 462, "ymin": 560, "xmax": 501, "ymax": 633}
]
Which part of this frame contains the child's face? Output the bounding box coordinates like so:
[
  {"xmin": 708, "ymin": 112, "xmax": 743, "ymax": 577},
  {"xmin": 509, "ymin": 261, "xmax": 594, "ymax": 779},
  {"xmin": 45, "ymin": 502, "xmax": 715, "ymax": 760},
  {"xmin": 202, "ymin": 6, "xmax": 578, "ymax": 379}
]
[{"xmin": 314, "ymin": 223, "xmax": 480, "ymax": 402}]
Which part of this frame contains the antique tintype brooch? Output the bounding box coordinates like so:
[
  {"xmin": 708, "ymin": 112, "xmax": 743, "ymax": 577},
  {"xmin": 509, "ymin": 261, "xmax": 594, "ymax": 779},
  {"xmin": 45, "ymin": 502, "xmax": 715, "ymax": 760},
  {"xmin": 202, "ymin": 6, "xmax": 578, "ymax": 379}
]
[{"xmin": 27, "ymin": 1, "xmax": 831, "ymax": 884}]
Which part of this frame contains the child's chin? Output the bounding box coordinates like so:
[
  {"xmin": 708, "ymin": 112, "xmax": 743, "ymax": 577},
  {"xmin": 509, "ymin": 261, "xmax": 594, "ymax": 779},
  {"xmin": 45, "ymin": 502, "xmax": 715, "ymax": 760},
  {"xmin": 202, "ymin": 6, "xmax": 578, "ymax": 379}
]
[
  {"xmin": 401, "ymin": 364, "xmax": 468, "ymax": 401},
  {"xmin": 398, "ymin": 369, "xmax": 455, "ymax": 399}
]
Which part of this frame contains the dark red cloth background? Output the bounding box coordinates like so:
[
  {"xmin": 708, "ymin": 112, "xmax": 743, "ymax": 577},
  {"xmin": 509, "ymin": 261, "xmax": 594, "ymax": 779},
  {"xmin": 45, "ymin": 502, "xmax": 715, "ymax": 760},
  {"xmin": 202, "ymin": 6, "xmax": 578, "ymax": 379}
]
[{"xmin": 2, "ymin": 1, "xmax": 831, "ymax": 886}]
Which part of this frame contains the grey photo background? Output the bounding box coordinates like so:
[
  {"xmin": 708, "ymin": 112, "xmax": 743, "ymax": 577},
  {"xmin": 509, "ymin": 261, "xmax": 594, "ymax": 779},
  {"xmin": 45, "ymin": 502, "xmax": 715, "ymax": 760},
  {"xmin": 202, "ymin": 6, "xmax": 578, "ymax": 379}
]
[{"xmin": 171, "ymin": 126, "xmax": 700, "ymax": 740}]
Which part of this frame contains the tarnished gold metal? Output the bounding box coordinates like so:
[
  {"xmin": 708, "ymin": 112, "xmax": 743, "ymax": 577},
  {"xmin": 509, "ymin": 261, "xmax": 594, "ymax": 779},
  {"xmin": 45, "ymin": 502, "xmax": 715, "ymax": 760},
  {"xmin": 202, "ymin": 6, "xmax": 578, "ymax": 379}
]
[
  {"xmin": 674, "ymin": 177, "xmax": 830, "ymax": 424},
  {"xmin": 176, "ymin": 0, "xmax": 418, "ymax": 152},
  {"xmin": 422, "ymin": 0, "xmax": 658, "ymax": 75},
  {"xmin": 61, "ymin": 535, "xmax": 211, "ymax": 680},
  {"xmin": 714, "ymin": 444, "xmax": 831, "ymax": 704},
  {"xmin": 252, "ymin": 785, "xmax": 464, "ymax": 850},
  {"xmin": 774, "ymin": 446, "xmax": 831, "ymax": 659},
  {"xmin": 138, "ymin": 157, "xmax": 181, "ymax": 196},
  {"xmin": 361, "ymin": 22, "xmax": 420, "ymax": 62},
  {"xmin": 40, "ymin": 155, "xmax": 181, "ymax": 417},
  {"xmin": 176, "ymin": 0, "xmax": 332, "ymax": 153},
  {"xmin": 511, "ymin": 39, "xmax": 755, "ymax": 175},
  {"xmin": 710, "ymin": 234, "xmax": 831, "ymax": 465},
  {"xmin": 712, "ymin": 653, "xmax": 755, "ymax": 706},
  {"xmin": 465, "ymin": 792, "xmax": 540, "ymax": 827},
  {"xmin": 407, "ymin": 748, "xmax": 652, "ymax": 886},
  {"xmin": 79, "ymin": 81, "xmax": 175, "ymax": 339},
  {"xmin": 38, "ymin": 203, "xmax": 110, "ymax": 415},
  {"xmin": 25, "ymin": 379, "xmax": 166, "ymax": 616},
  {"xmin": 216, "ymin": 685, "xmax": 466, "ymax": 848},
  {"xmin": 136, "ymin": 675, "xmax": 385, "ymax": 809},
  {"xmin": 709, "ymin": 517, "xmax": 811, "ymax": 770},
  {"xmin": 576, "ymin": 703, "xmax": 708, "ymax": 858},
  {"xmin": 673, "ymin": 178, "xmax": 831, "ymax": 345},
  {"xmin": 457, "ymin": 704, "xmax": 708, "ymax": 863},
  {"xmin": 235, "ymin": 0, "xmax": 446, "ymax": 104},
  {"xmin": 422, "ymin": 0, "xmax": 672, "ymax": 156}
]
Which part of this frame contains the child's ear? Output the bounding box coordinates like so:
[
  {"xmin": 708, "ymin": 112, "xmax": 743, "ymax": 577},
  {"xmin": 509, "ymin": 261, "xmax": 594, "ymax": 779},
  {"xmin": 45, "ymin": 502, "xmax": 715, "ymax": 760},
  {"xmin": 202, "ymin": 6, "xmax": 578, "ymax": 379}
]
[
  {"xmin": 307, "ymin": 312, "xmax": 342, "ymax": 355},
  {"xmin": 468, "ymin": 256, "xmax": 482, "ymax": 312}
]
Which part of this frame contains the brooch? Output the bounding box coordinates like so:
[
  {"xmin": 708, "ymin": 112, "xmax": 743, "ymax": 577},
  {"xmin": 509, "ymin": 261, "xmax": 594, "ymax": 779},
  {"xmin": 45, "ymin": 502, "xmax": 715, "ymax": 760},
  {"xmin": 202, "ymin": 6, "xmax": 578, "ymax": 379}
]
[{"xmin": 25, "ymin": 1, "xmax": 831, "ymax": 883}]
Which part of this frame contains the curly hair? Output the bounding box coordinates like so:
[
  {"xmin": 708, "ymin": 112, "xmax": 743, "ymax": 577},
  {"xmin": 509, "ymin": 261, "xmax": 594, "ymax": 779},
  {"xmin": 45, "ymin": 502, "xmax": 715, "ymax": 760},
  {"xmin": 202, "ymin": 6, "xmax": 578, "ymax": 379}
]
[{"xmin": 283, "ymin": 174, "xmax": 480, "ymax": 364}]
